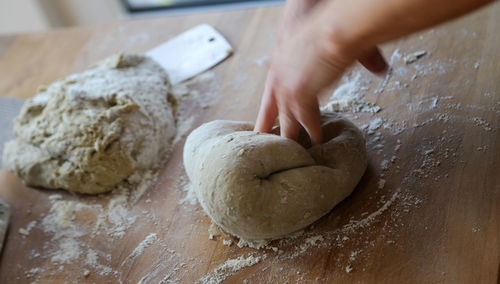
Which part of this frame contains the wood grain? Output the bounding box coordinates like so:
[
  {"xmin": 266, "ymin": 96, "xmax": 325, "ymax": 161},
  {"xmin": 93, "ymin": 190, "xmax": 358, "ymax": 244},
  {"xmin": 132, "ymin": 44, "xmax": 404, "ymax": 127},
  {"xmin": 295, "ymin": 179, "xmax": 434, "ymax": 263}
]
[{"xmin": 0, "ymin": 3, "xmax": 499, "ymax": 283}]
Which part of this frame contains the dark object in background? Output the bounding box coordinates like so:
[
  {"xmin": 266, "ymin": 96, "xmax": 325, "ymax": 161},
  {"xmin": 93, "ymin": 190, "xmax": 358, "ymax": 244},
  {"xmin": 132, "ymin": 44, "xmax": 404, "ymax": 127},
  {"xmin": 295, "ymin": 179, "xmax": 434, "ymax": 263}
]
[{"xmin": 123, "ymin": 0, "xmax": 281, "ymax": 12}]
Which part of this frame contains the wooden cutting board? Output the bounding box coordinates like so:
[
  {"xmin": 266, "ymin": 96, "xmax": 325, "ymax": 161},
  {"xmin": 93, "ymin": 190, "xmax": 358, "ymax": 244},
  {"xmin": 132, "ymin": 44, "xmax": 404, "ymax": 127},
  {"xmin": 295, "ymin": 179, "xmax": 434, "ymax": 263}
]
[{"xmin": 0, "ymin": 3, "xmax": 499, "ymax": 283}]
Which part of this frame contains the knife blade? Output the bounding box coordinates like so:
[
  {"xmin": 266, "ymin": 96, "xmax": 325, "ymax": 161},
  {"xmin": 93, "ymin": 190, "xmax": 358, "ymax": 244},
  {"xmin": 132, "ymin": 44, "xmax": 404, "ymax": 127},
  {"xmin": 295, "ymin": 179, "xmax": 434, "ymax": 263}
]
[{"xmin": 147, "ymin": 24, "xmax": 233, "ymax": 85}]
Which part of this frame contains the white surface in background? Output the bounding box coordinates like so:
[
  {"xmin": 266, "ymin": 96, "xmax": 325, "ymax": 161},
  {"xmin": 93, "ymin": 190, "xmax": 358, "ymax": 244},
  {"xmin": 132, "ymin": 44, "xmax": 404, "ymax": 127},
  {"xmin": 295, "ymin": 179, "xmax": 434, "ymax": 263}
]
[
  {"xmin": 147, "ymin": 24, "xmax": 233, "ymax": 85},
  {"xmin": 128, "ymin": 0, "xmax": 283, "ymax": 17},
  {"xmin": 0, "ymin": 97, "xmax": 23, "ymax": 168},
  {"xmin": 0, "ymin": 0, "xmax": 50, "ymax": 34}
]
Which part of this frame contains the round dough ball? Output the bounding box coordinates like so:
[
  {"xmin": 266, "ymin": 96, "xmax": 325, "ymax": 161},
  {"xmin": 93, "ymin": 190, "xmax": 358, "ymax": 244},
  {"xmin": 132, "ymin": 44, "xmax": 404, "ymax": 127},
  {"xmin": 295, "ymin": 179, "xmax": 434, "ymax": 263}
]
[
  {"xmin": 183, "ymin": 112, "xmax": 367, "ymax": 240},
  {"xmin": 2, "ymin": 53, "xmax": 176, "ymax": 194}
]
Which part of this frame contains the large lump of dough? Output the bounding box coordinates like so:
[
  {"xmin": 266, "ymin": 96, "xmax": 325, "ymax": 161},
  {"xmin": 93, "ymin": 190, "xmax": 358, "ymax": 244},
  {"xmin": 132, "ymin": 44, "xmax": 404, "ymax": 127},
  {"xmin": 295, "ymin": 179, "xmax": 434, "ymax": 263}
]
[
  {"xmin": 2, "ymin": 53, "xmax": 176, "ymax": 194},
  {"xmin": 183, "ymin": 112, "xmax": 367, "ymax": 240}
]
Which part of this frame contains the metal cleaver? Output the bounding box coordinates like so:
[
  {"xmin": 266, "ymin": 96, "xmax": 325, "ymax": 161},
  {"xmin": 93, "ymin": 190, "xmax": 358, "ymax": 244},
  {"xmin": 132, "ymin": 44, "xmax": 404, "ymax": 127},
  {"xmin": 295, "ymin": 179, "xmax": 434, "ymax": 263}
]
[
  {"xmin": 0, "ymin": 24, "xmax": 233, "ymax": 167},
  {"xmin": 148, "ymin": 24, "xmax": 233, "ymax": 85}
]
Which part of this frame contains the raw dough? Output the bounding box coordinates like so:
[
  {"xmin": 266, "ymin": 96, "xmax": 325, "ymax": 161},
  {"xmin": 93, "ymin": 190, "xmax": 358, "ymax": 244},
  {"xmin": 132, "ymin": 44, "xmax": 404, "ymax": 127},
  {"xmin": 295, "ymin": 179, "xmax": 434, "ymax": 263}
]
[
  {"xmin": 2, "ymin": 53, "xmax": 176, "ymax": 194},
  {"xmin": 183, "ymin": 112, "xmax": 367, "ymax": 240}
]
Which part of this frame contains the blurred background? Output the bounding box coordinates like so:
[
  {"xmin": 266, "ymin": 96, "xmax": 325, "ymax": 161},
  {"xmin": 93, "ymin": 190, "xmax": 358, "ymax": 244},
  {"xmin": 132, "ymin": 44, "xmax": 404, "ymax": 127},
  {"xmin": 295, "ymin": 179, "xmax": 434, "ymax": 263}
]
[{"xmin": 0, "ymin": 0, "xmax": 281, "ymax": 35}]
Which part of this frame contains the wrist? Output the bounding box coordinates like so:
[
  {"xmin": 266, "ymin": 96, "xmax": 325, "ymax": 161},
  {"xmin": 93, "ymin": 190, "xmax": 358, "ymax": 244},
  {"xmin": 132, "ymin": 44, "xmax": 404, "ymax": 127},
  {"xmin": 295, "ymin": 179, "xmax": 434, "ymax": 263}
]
[
  {"xmin": 313, "ymin": 4, "xmax": 371, "ymax": 63},
  {"xmin": 306, "ymin": 16, "xmax": 358, "ymax": 70}
]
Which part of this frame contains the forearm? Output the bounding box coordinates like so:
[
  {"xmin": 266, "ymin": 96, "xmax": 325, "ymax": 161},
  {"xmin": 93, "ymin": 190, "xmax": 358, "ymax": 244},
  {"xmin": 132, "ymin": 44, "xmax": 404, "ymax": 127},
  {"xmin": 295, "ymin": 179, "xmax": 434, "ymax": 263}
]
[
  {"xmin": 276, "ymin": 0, "xmax": 322, "ymax": 43},
  {"xmin": 283, "ymin": 0, "xmax": 321, "ymax": 22},
  {"xmin": 313, "ymin": 0, "xmax": 495, "ymax": 59}
]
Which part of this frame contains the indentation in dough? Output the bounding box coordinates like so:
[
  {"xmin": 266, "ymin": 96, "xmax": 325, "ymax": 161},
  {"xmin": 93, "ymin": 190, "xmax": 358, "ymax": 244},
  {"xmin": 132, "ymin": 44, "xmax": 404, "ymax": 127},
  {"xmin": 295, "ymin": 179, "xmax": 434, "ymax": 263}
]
[{"xmin": 183, "ymin": 112, "xmax": 367, "ymax": 240}]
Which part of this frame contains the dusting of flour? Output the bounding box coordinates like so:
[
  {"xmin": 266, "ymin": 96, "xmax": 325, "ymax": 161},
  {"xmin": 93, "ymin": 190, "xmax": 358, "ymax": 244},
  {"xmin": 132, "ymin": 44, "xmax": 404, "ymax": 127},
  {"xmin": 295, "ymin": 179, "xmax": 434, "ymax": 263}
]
[
  {"xmin": 321, "ymin": 73, "xmax": 381, "ymax": 113},
  {"xmin": 198, "ymin": 255, "xmax": 263, "ymax": 284}
]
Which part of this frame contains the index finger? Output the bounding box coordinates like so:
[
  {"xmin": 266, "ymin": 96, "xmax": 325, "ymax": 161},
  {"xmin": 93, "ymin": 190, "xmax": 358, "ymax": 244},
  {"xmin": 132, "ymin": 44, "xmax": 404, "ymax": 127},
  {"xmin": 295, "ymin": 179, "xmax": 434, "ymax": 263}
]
[{"xmin": 255, "ymin": 74, "xmax": 278, "ymax": 133}]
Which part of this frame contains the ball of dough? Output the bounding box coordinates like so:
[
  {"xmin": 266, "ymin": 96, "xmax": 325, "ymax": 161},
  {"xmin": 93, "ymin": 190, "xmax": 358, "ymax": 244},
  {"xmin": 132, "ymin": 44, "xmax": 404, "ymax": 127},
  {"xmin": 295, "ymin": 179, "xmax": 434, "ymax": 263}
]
[
  {"xmin": 2, "ymin": 53, "xmax": 176, "ymax": 194},
  {"xmin": 183, "ymin": 112, "xmax": 367, "ymax": 240}
]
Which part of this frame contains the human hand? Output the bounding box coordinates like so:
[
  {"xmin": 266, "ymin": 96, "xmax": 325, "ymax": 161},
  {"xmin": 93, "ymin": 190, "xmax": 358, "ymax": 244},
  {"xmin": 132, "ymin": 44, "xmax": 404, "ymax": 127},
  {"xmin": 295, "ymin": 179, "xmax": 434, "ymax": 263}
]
[
  {"xmin": 255, "ymin": 3, "xmax": 387, "ymax": 144},
  {"xmin": 275, "ymin": 0, "xmax": 320, "ymax": 44}
]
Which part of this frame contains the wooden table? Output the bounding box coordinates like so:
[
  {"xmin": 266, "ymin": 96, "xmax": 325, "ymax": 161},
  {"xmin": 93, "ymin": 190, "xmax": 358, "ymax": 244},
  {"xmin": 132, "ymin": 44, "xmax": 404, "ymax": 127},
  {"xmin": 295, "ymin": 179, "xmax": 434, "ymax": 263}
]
[{"xmin": 0, "ymin": 3, "xmax": 499, "ymax": 283}]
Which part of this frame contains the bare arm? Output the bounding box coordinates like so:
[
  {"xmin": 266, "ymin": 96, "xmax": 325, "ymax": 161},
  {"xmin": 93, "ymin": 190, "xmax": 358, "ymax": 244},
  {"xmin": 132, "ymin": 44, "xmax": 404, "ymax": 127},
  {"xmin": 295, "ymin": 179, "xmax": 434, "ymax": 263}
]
[
  {"xmin": 319, "ymin": 0, "xmax": 494, "ymax": 59},
  {"xmin": 255, "ymin": 0, "xmax": 495, "ymax": 143}
]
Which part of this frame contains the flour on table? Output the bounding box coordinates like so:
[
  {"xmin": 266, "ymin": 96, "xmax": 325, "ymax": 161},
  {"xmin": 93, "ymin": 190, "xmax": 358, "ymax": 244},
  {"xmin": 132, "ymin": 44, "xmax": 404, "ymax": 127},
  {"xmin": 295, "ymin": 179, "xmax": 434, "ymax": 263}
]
[
  {"xmin": 208, "ymin": 222, "xmax": 221, "ymax": 240},
  {"xmin": 21, "ymin": 168, "xmax": 159, "ymax": 279},
  {"xmin": 84, "ymin": 249, "xmax": 114, "ymax": 276},
  {"xmin": 365, "ymin": 118, "xmax": 384, "ymax": 134},
  {"xmin": 179, "ymin": 176, "xmax": 198, "ymax": 206},
  {"xmin": 19, "ymin": 220, "xmax": 36, "ymax": 237},
  {"xmin": 377, "ymin": 179, "xmax": 386, "ymax": 189},
  {"xmin": 198, "ymin": 255, "xmax": 262, "ymax": 284},
  {"xmin": 25, "ymin": 267, "xmax": 44, "ymax": 279},
  {"xmin": 128, "ymin": 233, "xmax": 158, "ymax": 260},
  {"xmin": 343, "ymin": 188, "xmax": 400, "ymax": 233},
  {"xmin": 173, "ymin": 116, "xmax": 196, "ymax": 145},
  {"xmin": 50, "ymin": 238, "xmax": 82, "ymax": 264},
  {"xmin": 305, "ymin": 235, "xmax": 324, "ymax": 246},
  {"xmin": 321, "ymin": 73, "xmax": 381, "ymax": 113},
  {"xmin": 237, "ymin": 238, "xmax": 270, "ymax": 249},
  {"xmin": 404, "ymin": 50, "xmax": 427, "ymax": 64},
  {"xmin": 470, "ymin": 117, "xmax": 493, "ymax": 131}
]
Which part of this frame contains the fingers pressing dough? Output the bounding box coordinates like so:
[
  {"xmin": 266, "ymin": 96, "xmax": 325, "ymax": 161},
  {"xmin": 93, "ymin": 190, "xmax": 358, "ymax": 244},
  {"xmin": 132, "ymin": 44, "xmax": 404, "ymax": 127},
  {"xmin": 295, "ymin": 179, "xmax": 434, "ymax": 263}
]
[{"xmin": 183, "ymin": 112, "xmax": 367, "ymax": 240}]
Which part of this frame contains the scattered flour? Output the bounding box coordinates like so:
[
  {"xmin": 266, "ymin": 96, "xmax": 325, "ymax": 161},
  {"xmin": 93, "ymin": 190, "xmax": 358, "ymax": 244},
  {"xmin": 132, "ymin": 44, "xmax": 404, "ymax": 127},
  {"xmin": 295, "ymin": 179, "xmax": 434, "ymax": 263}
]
[
  {"xmin": 380, "ymin": 160, "xmax": 390, "ymax": 171},
  {"xmin": 21, "ymin": 169, "xmax": 159, "ymax": 279},
  {"xmin": 170, "ymin": 70, "xmax": 218, "ymax": 110},
  {"xmin": 237, "ymin": 238, "xmax": 270, "ymax": 249},
  {"xmin": 208, "ymin": 222, "xmax": 220, "ymax": 240},
  {"xmin": 375, "ymin": 48, "xmax": 401, "ymax": 94},
  {"xmin": 321, "ymin": 73, "xmax": 381, "ymax": 113},
  {"xmin": 84, "ymin": 249, "xmax": 114, "ymax": 276},
  {"xmin": 50, "ymin": 238, "xmax": 82, "ymax": 264},
  {"xmin": 173, "ymin": 116, "xmax": 196, "ymax": 145},
  {"xmin": 25, "ymin": 267, "xmax": 43, "ymax": 278},
  {"xmin": 305, "ymin": 235, "xmax": 324, "ymax": 246},
  {"xmin": 366, "ymin": 118, "xmax": 384, "ymax": 134},
  {"xmin": 128, "ymin": 233, "xmax": 158, "ymax": 260},
  {"xmin": 377, "ymin": 179, "xmax": 386, "ymax": 189},
  {"xmin": 342, "ymin": 188, "xmax": 401, "ymax": 233},
  {"xmin": 470, "ymin": 117, "xmax": 493, "ymax": 131},
  {"xmin": 41, "ymin": 194, "xmax": 95, "ymax": 240},
  {"xmin": 19, "ymin": 220, "xmax": 36, "ymax": 237},
  {"xmin": 404, "ymin": 50, "xmax": 427, "ymax": 64},
  {"xmin": 198, "ymin": 255, "xmax": 262, "ymax": 284},
  {"xmin": 179, "ymin": 177, "xmax": 198, "ymax": 206},
  {"xmin": 292, "ymin": 235, "xmax": 325, "ymax": 256}
]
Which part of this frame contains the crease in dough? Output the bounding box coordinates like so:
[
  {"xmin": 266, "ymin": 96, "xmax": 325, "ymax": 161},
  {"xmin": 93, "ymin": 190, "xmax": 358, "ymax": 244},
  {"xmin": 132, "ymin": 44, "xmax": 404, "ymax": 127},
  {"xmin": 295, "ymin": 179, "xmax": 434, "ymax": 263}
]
[{"xmin": 183, "ymin": 112, "xmax": 367, "ymax": 240}]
